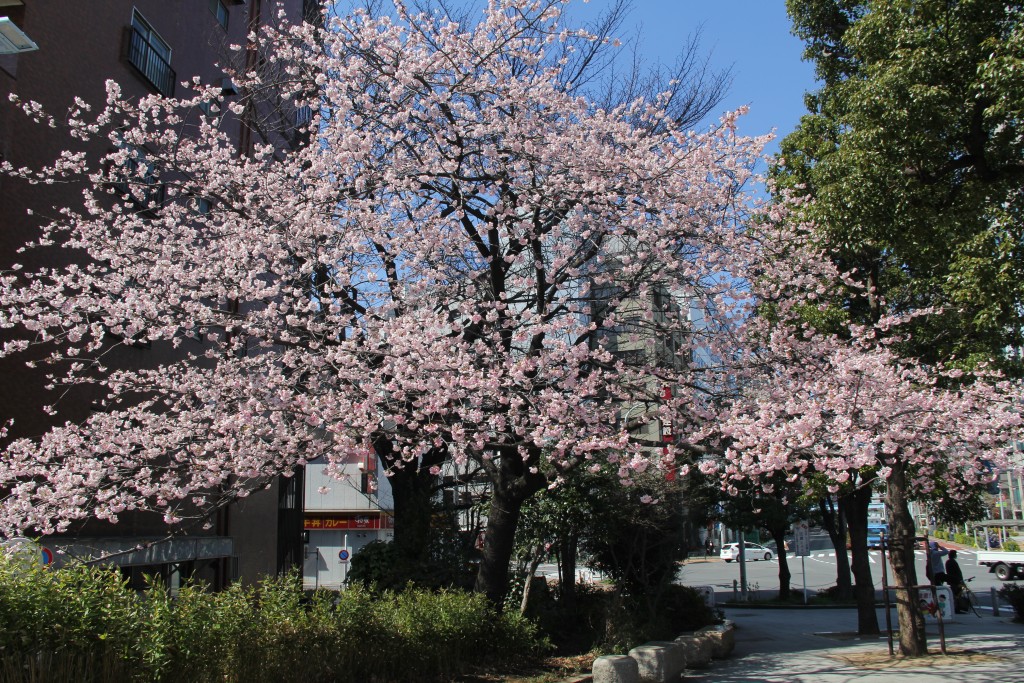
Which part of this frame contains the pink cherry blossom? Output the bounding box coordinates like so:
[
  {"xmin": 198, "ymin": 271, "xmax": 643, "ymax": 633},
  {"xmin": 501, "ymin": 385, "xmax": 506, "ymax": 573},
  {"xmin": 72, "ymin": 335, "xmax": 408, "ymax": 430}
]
[{"xmin": 0, "ymin": 0, "xmax": 768, "ymax": 543}]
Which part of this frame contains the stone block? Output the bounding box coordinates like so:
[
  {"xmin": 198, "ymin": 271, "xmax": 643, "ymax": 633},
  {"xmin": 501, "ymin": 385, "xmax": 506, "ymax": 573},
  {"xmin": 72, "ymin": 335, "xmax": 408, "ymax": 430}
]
[
  {"xmin": 695, "ymin": 620, "xmax": 736, "ymax": 658},
  {"xmin": 628, "ymin": 641, "xmax": 686, "ymax": 682},
  {"xmin": 592, "ymin": 654, "xmax": 640, "ymax": 683},
  {"xmin": 672, "ymin": 633, "xmax": 713, "ymax": 668}
]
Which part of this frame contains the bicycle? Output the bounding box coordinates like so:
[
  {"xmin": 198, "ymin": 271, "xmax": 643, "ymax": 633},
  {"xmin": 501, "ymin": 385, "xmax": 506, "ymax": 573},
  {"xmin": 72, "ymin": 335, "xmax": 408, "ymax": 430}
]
[{"xmin": 954, "ymin": 577, "xmax": 982, "ymax": 617}]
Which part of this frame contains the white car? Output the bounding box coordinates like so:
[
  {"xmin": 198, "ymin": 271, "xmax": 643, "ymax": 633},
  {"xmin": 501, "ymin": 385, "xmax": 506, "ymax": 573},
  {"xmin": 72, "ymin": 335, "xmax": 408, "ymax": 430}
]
[{"xmin": 721, "ymin": 542, "xmax": 774, "ymax": 562}]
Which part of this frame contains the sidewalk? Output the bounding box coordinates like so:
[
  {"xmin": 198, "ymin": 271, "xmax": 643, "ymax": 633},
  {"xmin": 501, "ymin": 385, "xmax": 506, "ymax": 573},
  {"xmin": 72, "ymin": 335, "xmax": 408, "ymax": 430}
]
[{"xmin": 686, "ymin": 606, "xmax": 1024, "ymax": 682}]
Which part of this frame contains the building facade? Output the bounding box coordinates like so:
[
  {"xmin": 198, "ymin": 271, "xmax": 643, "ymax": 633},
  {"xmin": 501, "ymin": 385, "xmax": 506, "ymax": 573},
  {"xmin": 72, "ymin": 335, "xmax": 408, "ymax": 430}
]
[
  {"xmin": 0, "ymin": 0, "xmax": 315, "ymax": 589},
  {"xmin": 302, "ymin": 456, "xmax": 394, "ymax": 590}
]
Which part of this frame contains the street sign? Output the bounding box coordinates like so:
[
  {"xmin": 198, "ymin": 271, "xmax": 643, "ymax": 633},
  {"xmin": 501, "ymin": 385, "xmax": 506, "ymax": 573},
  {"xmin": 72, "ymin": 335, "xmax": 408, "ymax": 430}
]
[
  {"xmin": 1, "ymin": 537, "xmax": 54, "ymax": 571},
  {"xmin": 793, "ymin": 520, "xmax": 812, "ymax": 604},
  {"xmin": 917, "ymin": 586, "xmax": 954, "ymax": 621},
  {"xmin": 338, "ymin": 549, "xmax": 350, "ymax": 562},
  {"xmin": 793, "ymin": 520, "xmax": 811, "ymax": 557}
]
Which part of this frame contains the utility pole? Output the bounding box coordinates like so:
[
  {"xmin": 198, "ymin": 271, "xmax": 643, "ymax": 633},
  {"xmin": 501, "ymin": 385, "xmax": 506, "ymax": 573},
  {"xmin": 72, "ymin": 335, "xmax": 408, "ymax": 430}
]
[{"xmin": 738, "ymin": 534, "xmax": 748, "ymax": 599}]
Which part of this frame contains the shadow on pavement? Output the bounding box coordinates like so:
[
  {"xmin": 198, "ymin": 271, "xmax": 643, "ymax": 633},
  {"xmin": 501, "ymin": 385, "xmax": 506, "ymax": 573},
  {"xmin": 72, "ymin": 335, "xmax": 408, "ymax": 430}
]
[{"xmin": 685, "ymin": 606, "xmax": 1024, "ymax": 682}]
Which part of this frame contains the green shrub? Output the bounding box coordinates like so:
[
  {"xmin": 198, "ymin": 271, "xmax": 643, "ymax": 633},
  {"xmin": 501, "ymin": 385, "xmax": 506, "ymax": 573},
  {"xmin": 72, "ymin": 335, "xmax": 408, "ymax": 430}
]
[
  {"xmin": 597, "ymin": 585, "xmax": 718, "ymax": 653},
  {"xmin": 648, "ymin": 584, "xmax": 718, "ymax": 635},
  {"xmin": 347, "ymin": 539, "xmax": 398, "ymax": 587},
  {"xmin": 142, "ymin": 578, "xmax": 260, "ymax": 682},
  {"xmin": 528, "ymin": 581, "xmax": 717, "ymax": 655},
  {"xmin": 348, "ymin": 536, "xmax": 476, "ymax": 591},
  {"xmin": 1004, "ymin": 540, "xmax": 1021, "ymax": 552},
  {"xmin": 1000, "ymin": 583, "xmax": 1024, "ymax": 622},
  {"xmin": 0, "ymin": 559, "xmax": 142, "ymax": 681},
  {"xmin": 526, "ymin": 581, "xmax": 610, "ymax": 654},
  {"xmin": 0, "ymin": 557, "xmax": 543, "ymax": 682}
]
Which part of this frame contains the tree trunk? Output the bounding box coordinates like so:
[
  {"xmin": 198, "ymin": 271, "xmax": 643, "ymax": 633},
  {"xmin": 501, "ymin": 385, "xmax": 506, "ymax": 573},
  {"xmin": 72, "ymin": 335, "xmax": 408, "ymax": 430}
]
[
  {"xmin": 378, "ymin": 438, "xmax": 443, "ymax": 567},
  {"xmin": 885, "ymin": 461, "xmax": 928, "ymax": 656},
  {"xmin": 819, "ymin": 497, "xmax": 853, "ymax": 600},
  {"xmin": 769, "ymin": 526, "xmax": 792, "ymax": 601},
  {"xmin": 843, "ymin": 479, "xmax": 880, "ymax": 635},
  {"xmin": 520, "ymin": 544, "xmax": 545, "ymax": 615},
  {"xmin": 558, "ymin": 534, "xmax": 578, "ymax": 612},
  {"xmin": 475, "ymin": 485, "xmax": 530, "ymax": 608},
  {"xmin": 388, "ymin": 465, "xmax": 434, "ymax": 563},
  {"xmin": 475, "ymin": 447, "xmax": 547, "ymax": 609}
]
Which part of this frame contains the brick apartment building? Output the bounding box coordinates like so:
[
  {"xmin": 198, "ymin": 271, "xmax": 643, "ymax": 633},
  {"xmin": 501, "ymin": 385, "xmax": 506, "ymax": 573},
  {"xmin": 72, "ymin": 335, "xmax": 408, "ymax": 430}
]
[{"xmin": 0, "ymin": 0, "xmax": 319, "ymax": 589}]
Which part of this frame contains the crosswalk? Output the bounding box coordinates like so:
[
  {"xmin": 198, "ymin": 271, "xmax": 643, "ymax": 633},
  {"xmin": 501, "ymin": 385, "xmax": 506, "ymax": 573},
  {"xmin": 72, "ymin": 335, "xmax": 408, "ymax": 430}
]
[{"xmin": 781, "ymin": 549, "xmax": 977, "ymax": 564}]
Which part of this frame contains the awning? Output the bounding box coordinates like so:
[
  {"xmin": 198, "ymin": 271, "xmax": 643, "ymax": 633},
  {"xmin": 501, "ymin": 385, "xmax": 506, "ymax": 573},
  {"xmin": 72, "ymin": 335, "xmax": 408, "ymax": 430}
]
[
  {"xmin": 48, "ymin": 536, "xmax": 233, "ymax": 568},
  {"xmin": 968, "ymin": 520, "xmax": 1024, "ymax": 529}
]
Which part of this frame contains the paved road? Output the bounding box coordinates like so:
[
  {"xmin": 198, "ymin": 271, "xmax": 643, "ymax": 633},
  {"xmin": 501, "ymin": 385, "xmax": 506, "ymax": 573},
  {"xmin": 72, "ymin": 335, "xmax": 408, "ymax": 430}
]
[{"xmin": 679, "ymin": 548, "xmax": 1008, "ymax": 610}]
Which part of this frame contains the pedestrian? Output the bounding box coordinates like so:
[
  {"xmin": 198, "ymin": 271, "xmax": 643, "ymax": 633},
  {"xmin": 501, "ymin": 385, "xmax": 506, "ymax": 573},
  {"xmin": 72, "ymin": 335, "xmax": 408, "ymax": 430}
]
[
  {"xmin": 927, "ymin": 541, "xmax": 949, "ymax": 586},
  {"xmin": 945, "ymin": 550, "xmax": 966, "ymax": 612},
  {"xmin": 705, "ymin": 538, "xmax": 715, "ymax": 558}
]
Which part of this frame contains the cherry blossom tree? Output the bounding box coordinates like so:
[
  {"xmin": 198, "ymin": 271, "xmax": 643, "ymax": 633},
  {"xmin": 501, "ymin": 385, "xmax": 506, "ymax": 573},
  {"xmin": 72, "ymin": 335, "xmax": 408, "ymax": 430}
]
[
  {"xmin": 0, "ymin": 0, "xmax": 759, "ymax": 606},
  {"xmin": 703, "ymin": 224, "xmax": 1023, "ymax": 655},
  {"xmin": 752, "ymin": 0, "xmax": 1024, "ymax": 652}
]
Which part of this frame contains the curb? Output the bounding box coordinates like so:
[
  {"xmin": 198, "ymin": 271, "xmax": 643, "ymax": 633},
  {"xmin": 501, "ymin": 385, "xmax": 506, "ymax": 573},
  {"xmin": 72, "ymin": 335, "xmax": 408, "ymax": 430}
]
[{"xmin": 721, "ymin": 601, "xmax": 860, "ymax": 610}]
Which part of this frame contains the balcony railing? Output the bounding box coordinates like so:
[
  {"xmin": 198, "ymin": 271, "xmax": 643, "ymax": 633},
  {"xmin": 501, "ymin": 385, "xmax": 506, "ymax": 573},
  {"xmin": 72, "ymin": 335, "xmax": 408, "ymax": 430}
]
[{"xmin": 125, "ymin": 26, "xmax": 175, "ymax": 97}]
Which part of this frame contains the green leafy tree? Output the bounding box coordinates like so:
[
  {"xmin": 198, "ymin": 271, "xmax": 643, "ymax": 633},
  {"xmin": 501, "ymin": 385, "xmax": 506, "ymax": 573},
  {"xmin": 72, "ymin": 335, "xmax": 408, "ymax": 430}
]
[
  {"xmin": 688, "ymin": 470, "xmax": 812, "ymax": 602},
  {"xmin": 512, "ymin": 469, "xmax": 600, "ymax": 615},
  {"xmin": 580, "ymin": 470, "xmax": 688, "ymax": 620},
  {"xmin": 776, "ymin": 0, "xmax": 1024, "ymax": 656},
  {"xmin": 780, "ymin": 0, "xmax": 1024, "ymax": 371}
]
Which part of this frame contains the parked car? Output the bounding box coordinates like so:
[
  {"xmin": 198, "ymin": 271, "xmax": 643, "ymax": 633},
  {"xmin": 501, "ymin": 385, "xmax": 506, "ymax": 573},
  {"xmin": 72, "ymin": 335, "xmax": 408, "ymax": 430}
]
[{"xmin": 721, "ymin": 542, "xmax": 774, "ymax": 562}]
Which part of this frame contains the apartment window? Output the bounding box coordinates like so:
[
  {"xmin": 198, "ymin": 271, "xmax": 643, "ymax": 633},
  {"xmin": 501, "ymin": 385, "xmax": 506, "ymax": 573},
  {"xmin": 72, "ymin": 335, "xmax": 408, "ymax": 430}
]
[
  {"xmin": 209, "ymin": 0, "xmax": 229, "ymax": 30},
  {"xmin": 303, "ymin": 0, "xmax": 321, "ymax": 24},
  {"xmin": 112, "ymin": 143, "xmax": 165, "ymax": 216},
  {"xmin": 126, "ymin": 9, "xmax": 175, "ymax": 96},
  {"xmin": 294, "ymin": 105, "xmax": 313, "ymax": 128}
]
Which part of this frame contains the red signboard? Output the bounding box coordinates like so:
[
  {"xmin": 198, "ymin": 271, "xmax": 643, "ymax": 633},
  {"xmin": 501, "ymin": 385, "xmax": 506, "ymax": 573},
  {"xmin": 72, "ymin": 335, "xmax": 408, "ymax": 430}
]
[{"xmin": 304, "ymin": 513, "xmax": 394, "ymax": 530}]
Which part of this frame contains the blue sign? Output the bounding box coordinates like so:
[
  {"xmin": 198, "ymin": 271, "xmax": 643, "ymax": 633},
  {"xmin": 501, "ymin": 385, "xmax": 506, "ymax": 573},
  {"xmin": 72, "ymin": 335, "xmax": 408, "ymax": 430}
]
[{"xmin": 338, "ymin": 549, "xmax": 350, "ymax": 562}]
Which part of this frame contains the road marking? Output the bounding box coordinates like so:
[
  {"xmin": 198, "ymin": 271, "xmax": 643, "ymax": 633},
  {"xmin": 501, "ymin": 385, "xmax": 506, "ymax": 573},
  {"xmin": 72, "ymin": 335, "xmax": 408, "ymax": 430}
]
[{"xmin": 780, "ymin": 549, "xmax": 975, "ymax": 563}]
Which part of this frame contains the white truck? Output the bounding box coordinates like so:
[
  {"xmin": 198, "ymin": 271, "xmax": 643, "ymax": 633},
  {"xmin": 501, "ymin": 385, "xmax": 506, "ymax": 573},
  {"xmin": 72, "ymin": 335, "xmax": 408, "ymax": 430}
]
[{"xmin": 976, "ymin": 550, "xmax": 1024, "ymax": 581}]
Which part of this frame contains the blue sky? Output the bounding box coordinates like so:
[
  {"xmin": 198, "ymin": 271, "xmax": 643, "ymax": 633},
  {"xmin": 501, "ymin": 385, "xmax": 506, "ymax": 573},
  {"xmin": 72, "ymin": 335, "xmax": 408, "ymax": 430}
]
[{"xmin": 574, "ymin": 1, "xmax": 819, "ymax": 157}]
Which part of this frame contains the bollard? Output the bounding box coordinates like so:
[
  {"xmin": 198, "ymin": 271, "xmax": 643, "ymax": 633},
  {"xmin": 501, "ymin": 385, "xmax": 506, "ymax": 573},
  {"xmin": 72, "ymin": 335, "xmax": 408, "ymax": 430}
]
[
  {"xmin": 992, "ymin": 587, "xmax": 1001, "ymax": 617},
  {"xmin": 931, "ymin": 584, "xmax": 946, "ymax": 654},
  {"xmin": 673, "ymin": 634, "xmax": 713, "ymax": 668},
  {"xmin": 733, "ymin": 579, "xmax": 738, "ymax": 602}
]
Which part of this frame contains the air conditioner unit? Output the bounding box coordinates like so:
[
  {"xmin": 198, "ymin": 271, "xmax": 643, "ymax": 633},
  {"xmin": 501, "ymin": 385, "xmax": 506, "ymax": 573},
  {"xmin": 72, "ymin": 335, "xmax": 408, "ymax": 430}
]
[{"xmin": 0, "ymin": 17, "xmax": 37, "ymax": 55}]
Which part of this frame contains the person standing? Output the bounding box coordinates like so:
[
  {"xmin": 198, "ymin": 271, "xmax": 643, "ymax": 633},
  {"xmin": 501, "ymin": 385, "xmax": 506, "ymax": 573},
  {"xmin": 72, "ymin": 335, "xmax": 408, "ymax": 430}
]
[{"xmin": 928, "ymin": 541, "xmax": 949, "ymax": 586}]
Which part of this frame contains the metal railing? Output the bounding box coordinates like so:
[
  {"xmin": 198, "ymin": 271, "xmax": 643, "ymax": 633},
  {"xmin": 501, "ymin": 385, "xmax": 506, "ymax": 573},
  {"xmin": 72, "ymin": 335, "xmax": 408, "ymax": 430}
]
[{"xmin": 125, "ymin": 26, "xmax": 175, "ymax": 96}]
